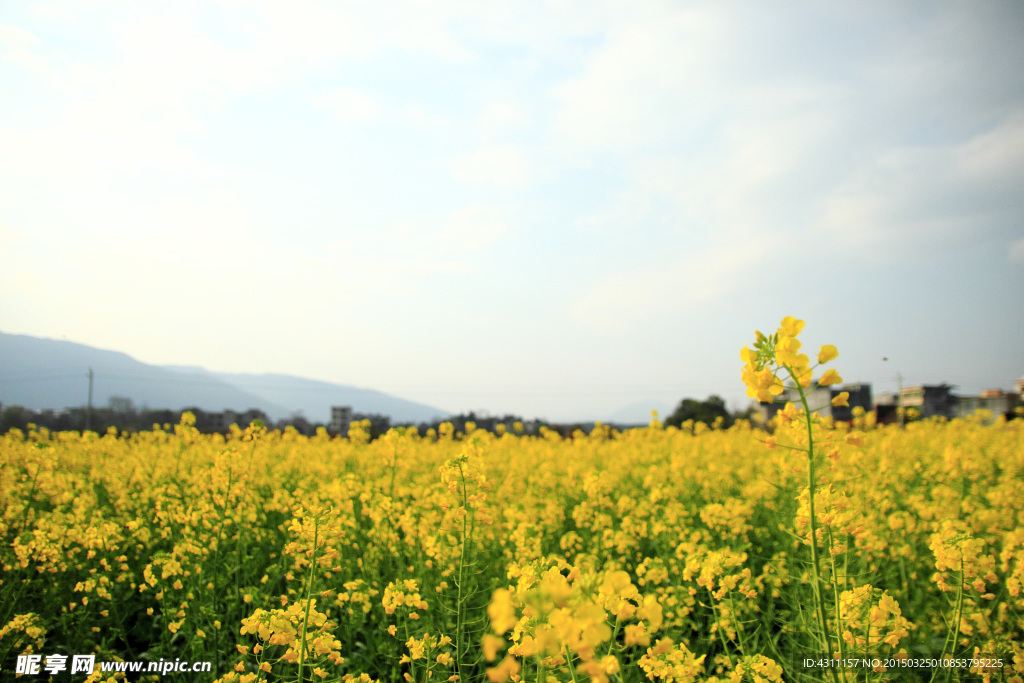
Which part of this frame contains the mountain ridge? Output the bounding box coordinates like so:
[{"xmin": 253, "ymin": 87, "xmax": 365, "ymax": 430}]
[{"xmin": 0, "ymin": 331, "xmax": 449, "ymax": 423}]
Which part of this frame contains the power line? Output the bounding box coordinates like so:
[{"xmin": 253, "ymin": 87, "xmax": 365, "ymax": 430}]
[
  {"xmin": 86, "ymin": 368, "xmax": 93, "ymax": 431},
  {"xmin": 390, "ymin": 389, "xmax": 681, "ymax": 397},
  {"xmin": 0, "ymin": 371, "xmax": 689, "ymax": 399},
  {"xmin": 0, "ymin": 372, "xmax": 85, "ymax": 382}
]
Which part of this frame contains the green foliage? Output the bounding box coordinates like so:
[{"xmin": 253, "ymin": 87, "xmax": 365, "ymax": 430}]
[{"xmin": 664, "ymin": 395, "xmax": 733, "ymax": 430}]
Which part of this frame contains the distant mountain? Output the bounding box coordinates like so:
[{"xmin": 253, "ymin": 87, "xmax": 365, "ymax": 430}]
[
  {"xmin": 605, "ymin": 399, "xmax": 675, "ymax": 426},
  {"xmin": 162, "ymin": 366, "xmax": 450, "ymax": 424},
  {"xmin": 0, "ymin": 332, "xmax": 449, "ymax": 423},
  {"xmin": 0, "ymin": 332, "xmax": 285, "ymax": 417}
]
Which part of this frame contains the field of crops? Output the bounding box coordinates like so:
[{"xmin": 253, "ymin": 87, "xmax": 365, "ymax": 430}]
[{"xmin": 2, "ymin": 325, "xmax": 1023, "ymax": 682}]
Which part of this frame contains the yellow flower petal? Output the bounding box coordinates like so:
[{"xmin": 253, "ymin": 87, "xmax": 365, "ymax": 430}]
[
  {"xmin": 819, "ymin": 369, "xmax": 842, "ymax": 386},
  {"xmin": 779, "ymin": 316, "xmax": 805, "ymax": 338},
  {"xmin": 818, "ymin": 344, "xmax": 839, "ymax": 364},
  {"xmin": 740, "ymin": 346, "xmax": 754, "ymax": 364}
]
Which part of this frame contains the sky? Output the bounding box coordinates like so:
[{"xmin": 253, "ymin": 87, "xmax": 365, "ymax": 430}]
[{"xmin": 1, "ymin": 1, "xmax": 1022, "ymax": 422}]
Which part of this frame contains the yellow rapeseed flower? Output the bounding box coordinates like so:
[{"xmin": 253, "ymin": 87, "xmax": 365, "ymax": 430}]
[
  {"xmin": 817, "ymin": 344, "xmax": 839, "ymax": 364},
  {"xmin": 780, "ymin": 316, "xmax": 805, "ymax": 337},
  {"xmin": 819, "ymin": 369, "xmax": 842, "ymax": 386},
  {"xmin": 482, "ymin": 634, "xmax": 504, "ymax": 661}
]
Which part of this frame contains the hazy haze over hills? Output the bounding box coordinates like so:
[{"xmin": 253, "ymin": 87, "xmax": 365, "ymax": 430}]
[
  {"xmin": 607, "ymin": 399, "xmax": 675, "ymax": 426},
  {"xmin": 0, "ymin": 332, "xmax": 450, "ymax": 423},
  {"xmin": 161, "ymin": 365, "xmax": 453, "ymax": 424}
]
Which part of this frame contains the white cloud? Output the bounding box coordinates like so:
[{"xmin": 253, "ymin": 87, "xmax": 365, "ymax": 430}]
[
  {"xmin": 955, "ymin": 112, "xmax": 1024, "ymax": 187},
  {"xmin": 0, "ymin": 9, "xmax": 266, "ymax": 197},
  {"xmin": 479, "ymin": 101, "xmax": 526, "ymax": 136},
  {"xmin": 435, "ymin": 204, "xmax": 506, "ymax": 253},
  {"xmin": 316, "ymin": 88, "xmax": 379, "ymax": 125},
  {"xmin": 0, "ymin": 22, "xmax": 41, "ymax": 66},
  {"xmin": 405, "ymin": 104, "xmax": 451, "ymax": 129},
  {"xmin": 244, "ymin": 1, "xmax": 473, "ymax": 64},
  {"xmin": 299, "ymin": 204, "xmax": 508, "ymax": 293},
  {"xmin": 450, "ymin": 144, "xmax": 532, "ymax": 188},
  {"xmin": 2, "ymin": 2, "xmax": 1022, "ymax": 417},
  {"xmin": 819, "ymin": 112, "xmax": 1024, "ymax": 259},
  {"xmin": 550, "ymin": 6, "xmax": 730, "ymax": 155},
  {"xmin": 555, "ymin": 1, "xmax": 1024, "ymax": 275},
  {"xmin": 1010, "ymin": 237, "xmax": 1024, "ymax": 264},
  {"xmin": 570, "ymin": 239, "xmax": 769, "ymax": 330}
]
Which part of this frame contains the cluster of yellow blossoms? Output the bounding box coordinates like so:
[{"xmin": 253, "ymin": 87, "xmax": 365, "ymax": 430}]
[
  {"xmin": 382, "ymin": 579, "xmax": 429, "ymax": 618},
  {"xmin": 740, "ymin": 316, "xmax": 842, "ymax": 402},
  {"xmin": 483, "ymin": 562, "xmax": 664, "ymax": 683},
  {"xmin": 236, "ymin": 599, "xmax": 344, "ymax": 674},
  {"xmin": 837, "ymin": 585, "xmax": 912, "ymax": 652}
]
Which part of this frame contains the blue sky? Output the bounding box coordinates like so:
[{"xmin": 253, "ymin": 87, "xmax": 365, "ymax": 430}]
[{"xmin": 1, "ymin": 1, "xmax": 1022, "ymax": 422}]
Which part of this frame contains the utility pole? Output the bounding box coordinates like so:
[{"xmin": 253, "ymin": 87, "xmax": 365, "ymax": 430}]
[
  {"xmin": 896, "ymin": 371, "xmax": 904, "ymax": 429},
  {"xmin": 86, "ymin": 367, "xmax": 94, "ymax": 432},
  {"xmin": 883, "ymin": 358, "xmax": 904, "ymax": 428}
]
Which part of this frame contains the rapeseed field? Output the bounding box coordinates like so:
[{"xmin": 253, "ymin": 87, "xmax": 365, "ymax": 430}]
[{"xmin": 2, "ymin": 319, "xmax": 1021, "ymax": 682}]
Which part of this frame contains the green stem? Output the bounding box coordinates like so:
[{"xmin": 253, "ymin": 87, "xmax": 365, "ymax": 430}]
[
  {"xmin": 786, "ymin": 367, "xmax": 840, "ymax": 683},
  {"xmin": 403, "ymin": 621, "xmax": 411, "ymax": 682},
  {"xmin": 19, "ymin": 463, "xmax": 41, "ymax": 533},
  {"xmin": 728, "ymin": 592, "xmax": 749, "ymax": 658},
  {"xmin": 844, "ymin": 536, "xmax": 851, "ymax": 595},
  {"xmin": 297, "ymin": 516, "xmax": 321, "ymax": 683},
  {"xmin": 212, "ymin": 463, "xmax": 234, "ymax": 679},
  {"xmin": 826, "ymin": 527, "xmax": 846, "ymax": 672},
  {"xmin": 455, "ymin": 463, "xmax": 470, "ymax": 683},
  {"xmin": 863, "ymin": 605, "xmax": 871, "ymax": 683},
  {"xmin": 389, "ymin": 445, "xmax": 399, "ymax": 499},
  {"xmin": 708, "ymin": 592, "xmax": 737, "ymax": 669},
  {"xmin": 606, "ymin": 617, "xmax": 622, "ymax": 657},
  {"xmin": 942, "ymin": 559, "xmax": 964, "ymax": 683},
  {"xmin": 564, "ymin": 646, "xmax": 580, "ymax": 683}
]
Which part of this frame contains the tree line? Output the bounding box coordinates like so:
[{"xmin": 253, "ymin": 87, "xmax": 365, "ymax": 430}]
[{"xmin": 1, "ymin": 395, "xmax": 754, "ymax": 438}]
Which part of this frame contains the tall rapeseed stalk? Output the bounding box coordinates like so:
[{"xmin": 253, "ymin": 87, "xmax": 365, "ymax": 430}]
[{"xmin": 741, "ymin": 316, "xmax": 845, "ymax": 682}]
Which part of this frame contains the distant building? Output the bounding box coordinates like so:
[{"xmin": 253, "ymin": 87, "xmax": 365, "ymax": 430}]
[
  {"xmin": 207, "ymin": 411, "xmax": 231, "ymax": 431},
  {"xmin": 205, "ymin": 409, "xmax": 247, "ymax": 431},
  {"xmin": 183, "ymin": 408, "xmax": 266, "ymax": 433},
  {"xmin": 757, "ymin": 383, "xmax": 873, "ymax": 424},
  {"xmin": 899, "ymin": 384, "xmax": 957, "ymax": 419},
  {"xmin": 875, "ymin": 392, "xmax": 895, "ymax": 406},
  {"xmin": 329, "ymin": 406, "xmax": 352, "ymax": 435},
  {"xmin": 758, "ymin": 386, "xmax": 833, "ymax": 423},
  {"xmin": 957, "ymin": 389, "xmax": 1019, "ymax": 420},
  {"xmin": 830, "ymin": 383, "xmax": 872, "ymax": 422},
  {"xmin": 754, "ymin": 378, "xmax": 1019, "ymax": 427},
  {"xmin": 237, "ymin": 409, "xmax": 269, "ymax": 427}
]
